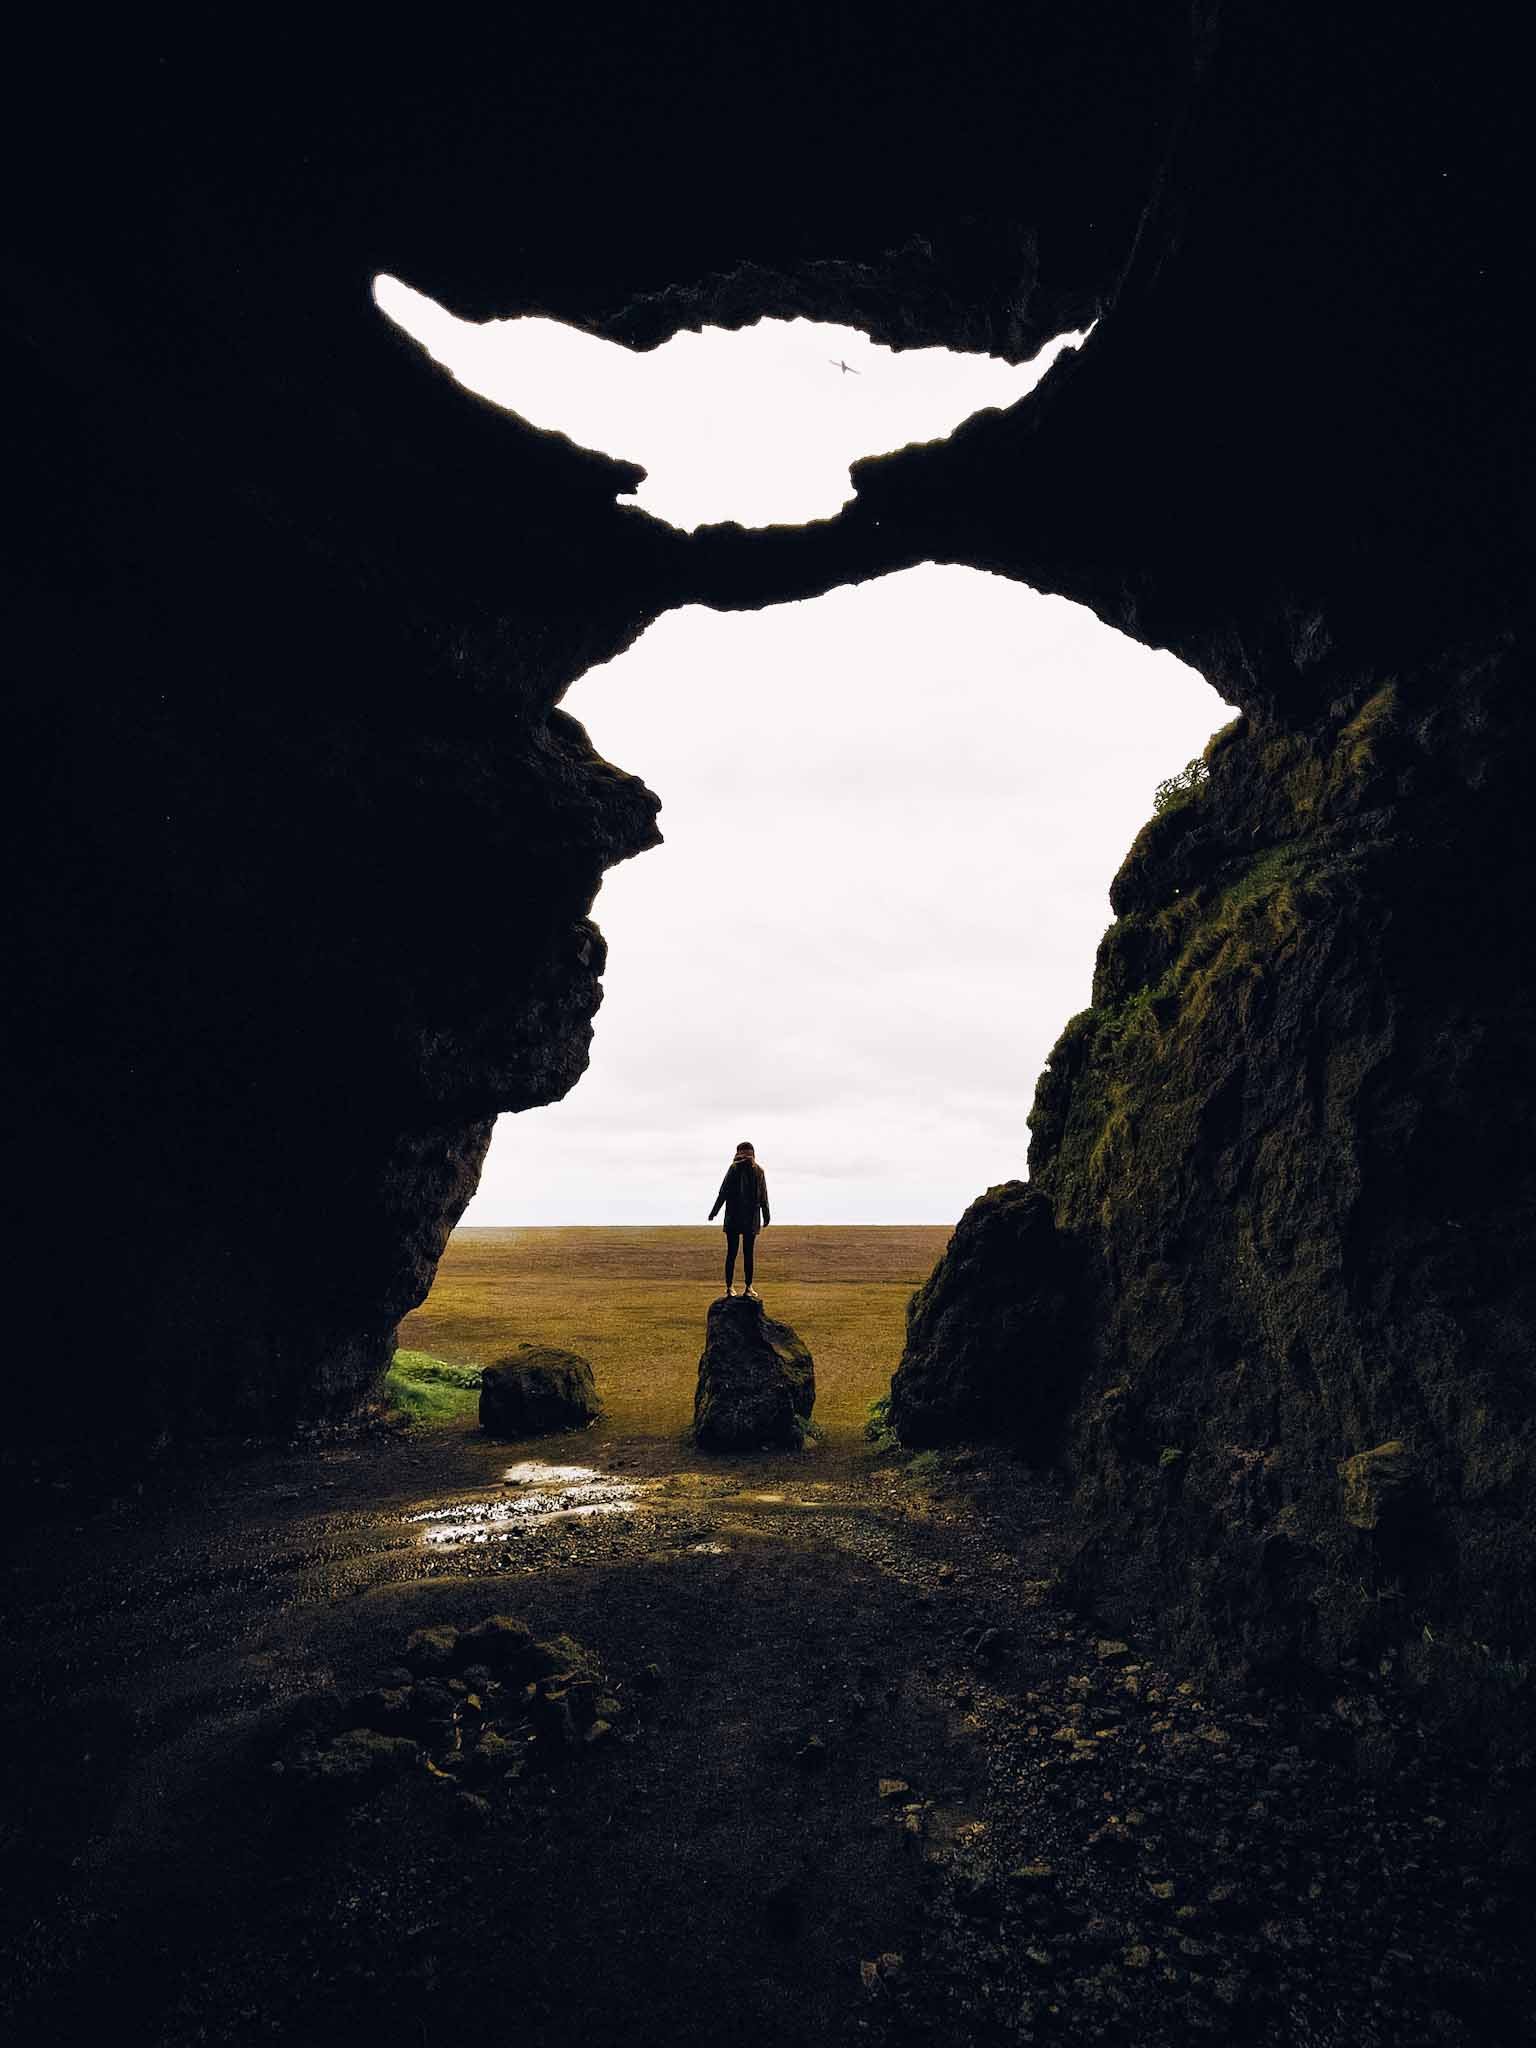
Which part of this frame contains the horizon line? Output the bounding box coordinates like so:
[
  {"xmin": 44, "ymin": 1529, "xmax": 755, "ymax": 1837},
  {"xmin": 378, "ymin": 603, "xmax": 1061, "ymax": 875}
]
[{"xmin": 452, "ymin": 1219, "xmax": 957, "ymax": 1231}]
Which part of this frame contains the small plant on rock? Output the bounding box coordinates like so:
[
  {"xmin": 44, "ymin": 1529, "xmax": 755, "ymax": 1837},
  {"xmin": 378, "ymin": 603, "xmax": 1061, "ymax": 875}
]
[
  {"xmin": 865, "ymin": 1394, "xmax": 899, "ymax": 1455},
  {"xmin": 1152, "ymin": 756, "xmax": 1209, "ymax": 817}
]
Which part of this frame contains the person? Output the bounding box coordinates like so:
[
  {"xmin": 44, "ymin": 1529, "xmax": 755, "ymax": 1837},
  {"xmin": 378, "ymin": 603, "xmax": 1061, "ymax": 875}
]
[{"xmin": 708, "ymin": 1140, "xmax": 770, "ymax": 1299}]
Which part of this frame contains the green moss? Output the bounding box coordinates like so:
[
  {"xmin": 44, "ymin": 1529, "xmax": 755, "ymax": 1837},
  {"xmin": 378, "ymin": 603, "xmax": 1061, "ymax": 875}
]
[
  {"xmin": 391, "ymin": 1348, "xmax": 482, "ymax": 1389},
  {"xmin": 384, "ymin": 1348, "xmax": 482, "ymax": 1428},
  {"xmin": 1331, "ymin": 682, "xmax": 1399, "ymax": 790},
  {"xmin": 1202, "ymin": 715, "xmax": 1244, "ymax": 766},
  {"xmin": 1283, "ymin": 752, "xmax": 1325, "ymax": 820},
  {"xmin": 1040, "ymin": 839, "xmax": 1321, "ymax": 1230},
  {"xmin": 864, "ymin": 1393, "xmax": 899, "ymax": 1454}
]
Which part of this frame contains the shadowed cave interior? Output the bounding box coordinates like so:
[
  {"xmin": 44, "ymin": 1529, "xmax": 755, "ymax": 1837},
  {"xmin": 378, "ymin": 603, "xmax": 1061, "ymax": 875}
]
[{"xmin": 5, "ymin": 6, "xmax": 1536, "ymax": 2042}]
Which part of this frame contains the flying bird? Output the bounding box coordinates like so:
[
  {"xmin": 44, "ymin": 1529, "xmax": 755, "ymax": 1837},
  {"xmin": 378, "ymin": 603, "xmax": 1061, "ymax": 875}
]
[{"xmin": 829, "ymin": 358, "xmax": 861, "ymax": 375}]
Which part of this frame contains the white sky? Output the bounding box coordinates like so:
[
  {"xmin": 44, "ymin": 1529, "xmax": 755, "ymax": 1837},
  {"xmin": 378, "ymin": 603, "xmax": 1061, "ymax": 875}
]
[
  {"xmin": 375, "ymin": 275, "xmax": 1083, "ymax": 528},
  {"xmin": 376, "ymin": 283, "xmax": 1228, "ymax": 1223}
]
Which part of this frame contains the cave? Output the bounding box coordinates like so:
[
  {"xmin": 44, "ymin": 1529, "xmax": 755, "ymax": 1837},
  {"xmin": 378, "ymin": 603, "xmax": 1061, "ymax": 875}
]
[{"xmin": 7, "ymin": 6, "xmax": 1536, "ymax": 2039}]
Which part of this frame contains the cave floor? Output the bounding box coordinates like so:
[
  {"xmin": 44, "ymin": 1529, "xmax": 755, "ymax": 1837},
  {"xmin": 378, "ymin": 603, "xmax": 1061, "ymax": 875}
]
[{"xmin": 3, "ymin": 1420, "xmax": 1531, "ymax": 2047}]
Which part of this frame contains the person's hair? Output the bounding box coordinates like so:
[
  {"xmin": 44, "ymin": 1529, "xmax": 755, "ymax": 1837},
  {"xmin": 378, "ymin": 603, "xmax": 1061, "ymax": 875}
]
[{"xmin": 733, "ymin": 1141, "xmax": 755, "ymax": 1159}]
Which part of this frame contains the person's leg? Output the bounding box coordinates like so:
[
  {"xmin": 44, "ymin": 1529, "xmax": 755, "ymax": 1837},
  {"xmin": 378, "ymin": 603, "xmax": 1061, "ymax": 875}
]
[
  {"xmin": 724, "ymin": 1229, "xmax": 740, "ymax": 1293},
  {"xmin": 743, "ymin": 1229, "xmax": 756, "ymax": 1293}
]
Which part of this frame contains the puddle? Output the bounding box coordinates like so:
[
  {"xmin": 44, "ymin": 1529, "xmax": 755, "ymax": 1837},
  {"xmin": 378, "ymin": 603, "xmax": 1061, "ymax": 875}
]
[
  {"xmin": 406, "ymin": 1463, "xmax": 645, "ymax": 1548},
  {"xmin": 502, "ymin": 1461, "xmax": 603, "ymax": 1488}
]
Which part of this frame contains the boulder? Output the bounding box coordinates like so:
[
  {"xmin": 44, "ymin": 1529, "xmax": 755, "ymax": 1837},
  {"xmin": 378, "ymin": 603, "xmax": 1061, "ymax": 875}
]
[
  {"xmin": 693, "ymin": 1298, "xmax": 815, "ymax": 1451},
  {"xmin": 888, "ymin": 1182, "xmax": 1079, "ymax": 1450},
  {"xmin": 480, "ymin": 1344, "xmax": 600, "ymax": 1437}
]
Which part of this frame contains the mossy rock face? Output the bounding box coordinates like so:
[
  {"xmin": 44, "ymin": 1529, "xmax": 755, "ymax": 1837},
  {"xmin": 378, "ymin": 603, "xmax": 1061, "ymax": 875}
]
[
  {"xmin": 888, "ymin": 1182, "xmax": 1078, "ymax": 1453},
  {"xmin": 480, "ymin": 1345, "xmax": 601, "ymax": 1438},
  {"xmin": 693, "ymin": 1298, "xmax": 814, "ymax": 1452},
  {"xmin": 904, "ymin": 673, "xmax": 1536, "ymax": 1750}
]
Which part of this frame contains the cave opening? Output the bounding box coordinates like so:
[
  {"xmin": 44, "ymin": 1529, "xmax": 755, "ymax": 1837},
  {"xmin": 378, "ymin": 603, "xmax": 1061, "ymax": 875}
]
[
  {"xmin": 468, "ymin": 567, "xmax": 1225, "ymax": 1225},
  {"xmin": 373, "ymin": 281, "xmax": 1227, "ymax": 1226}
]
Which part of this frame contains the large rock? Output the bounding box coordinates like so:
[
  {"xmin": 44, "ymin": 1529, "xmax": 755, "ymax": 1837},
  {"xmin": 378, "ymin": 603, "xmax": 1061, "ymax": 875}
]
[
  {"xmin": 888, "ymin": 1182, "xmax": 1078, "ymax": 1452},
  {"xmin": 480, "ymin": 1345, "xmax": 600, "ymax": 1438},
  {"xmin": 693, "ymin": 1300, "xmax": 815, "ymax": 1452}
]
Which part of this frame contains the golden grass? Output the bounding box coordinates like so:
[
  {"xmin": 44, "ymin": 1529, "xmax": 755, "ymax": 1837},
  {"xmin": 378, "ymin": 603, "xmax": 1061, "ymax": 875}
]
[{"xmin": 397, "ymin": 1225, "xmax": 952, "ymax": 1445}]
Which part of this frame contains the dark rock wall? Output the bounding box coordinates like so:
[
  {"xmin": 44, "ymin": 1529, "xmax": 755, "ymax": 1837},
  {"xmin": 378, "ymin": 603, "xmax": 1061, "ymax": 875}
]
[
  {"xmin": 8, "ymin": 2, "xmax": 1535, "ymax": 1733},
  {"xmin": 1024, "ymin": 653, "xmax": 1536, "ymax": 1738},
  {"xmin": 893, "ymin": 646, "xmax": 1536, "ymax": 1736},
  {"xmin": 5, "ymin": 3, "xmax": 1187, "ymax": 1441}
]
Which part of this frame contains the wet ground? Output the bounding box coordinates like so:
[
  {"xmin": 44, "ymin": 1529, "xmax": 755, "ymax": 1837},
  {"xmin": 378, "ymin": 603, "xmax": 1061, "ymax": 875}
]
[{"xmin": 3, "ymin": 1419, "xmax": 1533, "ymax": 2046}]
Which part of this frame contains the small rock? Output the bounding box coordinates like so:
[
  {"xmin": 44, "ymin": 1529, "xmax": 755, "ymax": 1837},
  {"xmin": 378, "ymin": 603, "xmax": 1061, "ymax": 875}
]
[
  {"xmin": 404, "ymin": 1625, "xmax": 461, "ymax": 1675},
  {"xmin": 937, "ymin": 1563, "xmax": 956, "ymax": 1585},
  {"xmin": 283, "ymin": 1728, "xmax": 419, "ymax": 1804},
  {"xmin": 526, "ymin": 1632, "xmax": 598, "ymax": 1680},
  {"xmin": 458, "ymin": 1616, "xmax": 535, "ymax": 1674},
  {"xmin": 1095, "ymin": 1638, "xmax": 1132, "ymax": 1662},
  {"xmin": 531, "ymin": 1684, "xmax": 579, "ymax": 1752},
  {"xmin": 794, "ymin": 1735, "xmax": 829, "ymax": 1772},
  {"xmin": 469, "ymin": 1729, "xmax": 519, "ymax": 1780},
  {"xmin": 453, "ymin": 1791, "xmax": 493, "ymax": 1827},
  {"xmin": 405, "ymin": 1679, "xmax": 458, "ymax": 1739},
  {"xmin": 878, "ymin": 1778, "xmax": 911, "ymax": 1800},
  {"xmin": 346, "ymin": 1685, "xmax": 412, "ymax": 1734}
]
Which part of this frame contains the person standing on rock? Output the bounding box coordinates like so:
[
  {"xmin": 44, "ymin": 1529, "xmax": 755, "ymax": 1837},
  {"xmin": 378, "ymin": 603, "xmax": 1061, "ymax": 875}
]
[{"xmin": 708, "ymin": 1140, "xmax": 770, "ymax": 1299}]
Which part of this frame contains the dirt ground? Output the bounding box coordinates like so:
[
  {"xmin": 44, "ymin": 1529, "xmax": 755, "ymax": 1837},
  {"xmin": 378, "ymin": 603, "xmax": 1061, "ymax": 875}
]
[{"xmin": 4, "ymin": 1241, "xmax": 1534, "ymax": 2044}]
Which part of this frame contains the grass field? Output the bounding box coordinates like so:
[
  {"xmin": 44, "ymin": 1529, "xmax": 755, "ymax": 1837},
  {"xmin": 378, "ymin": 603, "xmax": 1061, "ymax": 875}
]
[{"xmin": 394, "ymin": 1224, "xmax": 952, "ymax": 1444}]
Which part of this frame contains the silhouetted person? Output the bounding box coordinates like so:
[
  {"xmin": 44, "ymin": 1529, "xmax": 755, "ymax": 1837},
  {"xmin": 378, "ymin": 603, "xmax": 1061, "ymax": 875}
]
[{"xmin": 709, "ymin": 1140, "xmax": 770, "ymax": 1298}]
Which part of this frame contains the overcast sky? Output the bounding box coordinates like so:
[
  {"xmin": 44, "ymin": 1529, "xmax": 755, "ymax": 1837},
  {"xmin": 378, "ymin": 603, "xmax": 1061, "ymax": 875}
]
[
  {"xmin": 375, "ymin": 277, "xmax": 1082, "ymax": 528},
  {"xmin": 376, "ymin": 285, "xmax": 1228, "ymax": 1223}
]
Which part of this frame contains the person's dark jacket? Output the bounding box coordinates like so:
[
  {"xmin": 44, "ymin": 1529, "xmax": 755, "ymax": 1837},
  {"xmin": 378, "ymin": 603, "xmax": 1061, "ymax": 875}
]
[{"xmin": 709, "ymin": 1158, "xmax": 770, "ymax": 1232}]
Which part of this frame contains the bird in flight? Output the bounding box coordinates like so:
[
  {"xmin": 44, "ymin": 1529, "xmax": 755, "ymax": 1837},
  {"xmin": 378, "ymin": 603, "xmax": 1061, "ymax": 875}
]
[{"xmin": 829, "ymin": 358, "xmax": 861, "ymax": 375}]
